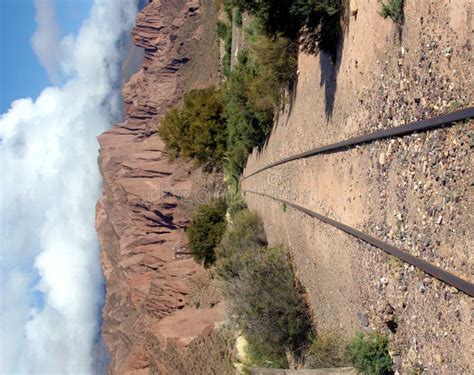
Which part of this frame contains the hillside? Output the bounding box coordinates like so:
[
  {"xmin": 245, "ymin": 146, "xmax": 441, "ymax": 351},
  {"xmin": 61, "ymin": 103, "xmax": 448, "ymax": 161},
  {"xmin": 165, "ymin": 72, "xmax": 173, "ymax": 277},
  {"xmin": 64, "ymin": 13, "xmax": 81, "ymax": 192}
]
[{"xmin": 96, "ymin": 1, "xmax": 233, "ymax": 373}]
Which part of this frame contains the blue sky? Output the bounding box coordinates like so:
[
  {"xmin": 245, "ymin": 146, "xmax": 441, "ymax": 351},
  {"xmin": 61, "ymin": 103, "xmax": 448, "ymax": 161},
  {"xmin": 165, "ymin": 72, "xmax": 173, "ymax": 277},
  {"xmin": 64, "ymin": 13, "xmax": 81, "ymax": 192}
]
[
  {"xmin": 0, "ymin": 0, "xmax": 93, "ymax": 113},
  {"xmin": 0, "ymin": 0, "xmax": 139, "ymax": 372}
]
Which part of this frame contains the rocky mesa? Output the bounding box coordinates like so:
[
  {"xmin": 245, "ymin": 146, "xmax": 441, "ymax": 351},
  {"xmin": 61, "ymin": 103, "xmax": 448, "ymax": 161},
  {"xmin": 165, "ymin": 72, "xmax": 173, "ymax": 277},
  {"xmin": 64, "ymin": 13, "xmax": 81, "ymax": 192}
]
[{"xmin": 95, "ymin": 1, "xmax": 226, "ymax": 373}]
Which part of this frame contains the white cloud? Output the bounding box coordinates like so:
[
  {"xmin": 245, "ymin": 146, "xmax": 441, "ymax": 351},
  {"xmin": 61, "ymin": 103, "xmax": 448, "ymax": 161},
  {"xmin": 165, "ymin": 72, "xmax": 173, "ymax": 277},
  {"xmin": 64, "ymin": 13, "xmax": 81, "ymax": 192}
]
[
  {"xmin": 31, "ymin": 0, "xmax": 61, "ymax": 83},
  {"xmin": 0, "ymin": 0, "xmax": 138, "ymax": 373}
]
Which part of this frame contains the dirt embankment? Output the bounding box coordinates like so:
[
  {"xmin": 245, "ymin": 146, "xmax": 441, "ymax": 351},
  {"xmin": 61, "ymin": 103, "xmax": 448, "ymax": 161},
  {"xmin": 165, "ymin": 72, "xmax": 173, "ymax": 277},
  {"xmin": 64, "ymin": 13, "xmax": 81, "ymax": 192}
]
[
  {"xmin": 243, "ymin": 1, "xmax": 473, "ymax": 373},
  {"xmin": 96, "ymin": 1, "xmax": 232, "ymax": 373}
]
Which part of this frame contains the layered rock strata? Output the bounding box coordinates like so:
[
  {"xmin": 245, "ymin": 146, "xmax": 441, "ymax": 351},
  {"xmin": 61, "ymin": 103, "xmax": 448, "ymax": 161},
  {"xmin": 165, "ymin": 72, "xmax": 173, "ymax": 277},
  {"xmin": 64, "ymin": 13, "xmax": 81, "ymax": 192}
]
[{"xmin": 95, "ymin": 1, "xmax": 223, "ymax": 373}]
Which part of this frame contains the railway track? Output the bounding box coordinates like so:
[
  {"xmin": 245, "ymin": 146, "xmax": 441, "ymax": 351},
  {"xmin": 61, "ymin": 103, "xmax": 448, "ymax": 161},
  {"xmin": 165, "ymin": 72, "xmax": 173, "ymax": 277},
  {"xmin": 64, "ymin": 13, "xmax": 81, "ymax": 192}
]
[
  {"xmin": 242, "ymin": 190, "xmax": 474, "ymax": 297},
  {"xmin": 242, "ymin": 107, "xmax": 474, "ymax": 180},
  {"xmin": 241, "ymin": 107, "xmax": 474, "ymax": 297}
]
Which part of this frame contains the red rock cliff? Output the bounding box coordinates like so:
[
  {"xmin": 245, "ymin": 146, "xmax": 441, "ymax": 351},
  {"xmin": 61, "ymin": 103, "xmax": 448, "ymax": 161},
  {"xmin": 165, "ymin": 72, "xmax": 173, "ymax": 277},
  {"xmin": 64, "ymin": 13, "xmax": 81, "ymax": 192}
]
[{"xmin": 95, "ymin": 1, "xmax": 224, "ymax": 373}]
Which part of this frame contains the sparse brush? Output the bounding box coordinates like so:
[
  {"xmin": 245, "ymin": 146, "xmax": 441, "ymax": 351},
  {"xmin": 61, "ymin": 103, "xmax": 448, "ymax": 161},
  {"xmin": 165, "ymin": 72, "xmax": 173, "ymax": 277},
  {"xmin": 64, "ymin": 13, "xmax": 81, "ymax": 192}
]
[
  {"xmin": 187, "ymin": 199, "xmax": 227, "ymax": 267},
  {"xmin": 380, "ymin": 0, "xmax": 404, "ymax": 23},
  {"xmin": 215, "ymin": 210, "xmax": 312, "ymax": 368},
  {"xmin": 216, "ymin": 21, "xmax": 228, "ymax": 40},
  {"xmin": 234, "ymin": 7, "xmax": 243, "ymax": 26},
  {"xmin": 229, "ymin": 0, "xmax": 342, "ymax": 54},
  {"xmin": 224, "ymin": 34, "xmax": 297, "ymax": 175},
  {"xmin": 305, "ymin": 332, "xmax": 349, "ymax": 368},
  {"xmin": 345, "ymin": 332, "xmax": 394, "ymax": 375}
]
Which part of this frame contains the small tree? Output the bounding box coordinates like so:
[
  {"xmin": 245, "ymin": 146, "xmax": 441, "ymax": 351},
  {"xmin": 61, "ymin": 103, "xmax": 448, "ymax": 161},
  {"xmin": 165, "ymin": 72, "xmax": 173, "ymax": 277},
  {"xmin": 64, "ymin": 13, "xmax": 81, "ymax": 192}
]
[
  {"xmin": 159, "ymin": 87, "xmax": 227, "ymax": 170},
  {"xmin": 187, "ymin": 199, "xmax": 227, "ymax": 266}
]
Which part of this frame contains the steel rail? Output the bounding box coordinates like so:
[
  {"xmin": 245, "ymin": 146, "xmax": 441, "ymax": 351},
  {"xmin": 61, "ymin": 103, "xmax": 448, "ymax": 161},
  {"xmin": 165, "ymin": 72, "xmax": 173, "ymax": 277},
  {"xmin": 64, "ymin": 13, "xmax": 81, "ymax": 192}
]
[
  {"xmin": 243, "ymin": 189, "xmax": 474, "ymax": 297},
  {"xmin": 242, "ymin": 107, "xmax": 474, "ymax": 180}
]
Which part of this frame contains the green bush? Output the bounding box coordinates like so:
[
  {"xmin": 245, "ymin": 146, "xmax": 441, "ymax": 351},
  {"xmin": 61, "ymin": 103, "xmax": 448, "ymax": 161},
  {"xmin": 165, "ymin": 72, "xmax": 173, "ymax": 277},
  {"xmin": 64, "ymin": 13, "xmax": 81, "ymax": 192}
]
[
  {"xmin": 187, "ymin": 199, "xmax": 227, "ymax": 266},
  {"xmin": 224, "ymin": 33, "xmax": 297, "ymax": 177},
  {"xmin": 216, "ymin": 21, "xmax": 229, "ymax": 40},
  {"xmin": 224, "ymin": 0, "xmax": 234, "ymax": 21},
  {"xmin": 234, "ymin": 7, "xmax": 243, "ymax": 26},
  {"xmin": 228, "ymin": 0, "xmax": 341, "ymax": 54},
  {"xmin": 380, "ymin": 0, "xmax": 404, "ymax": 23},
  {"xmin": 158, "ymin": 87, "xmax": 227, "ymax": 171},
  {"xmin": 247, "ymin": 34, "xmax": 297, "ymax": 110},
  {"xmin": 218, "ymin": 19, "xmax": 233, "ymax": 78},
  {"xmin": 215, "ymin": 210, "xmax": 312, "ymax": 367},
  {"xmin": 216, "ymin": 210, "xmax": 267, "ymax": 280},
  {"xmin": 222, "ymin": 26, "xmax": 233, "ymax": 77},
  {"xmin": 345, "ymin": 332, "xmax": 394, "ymax": 375}
]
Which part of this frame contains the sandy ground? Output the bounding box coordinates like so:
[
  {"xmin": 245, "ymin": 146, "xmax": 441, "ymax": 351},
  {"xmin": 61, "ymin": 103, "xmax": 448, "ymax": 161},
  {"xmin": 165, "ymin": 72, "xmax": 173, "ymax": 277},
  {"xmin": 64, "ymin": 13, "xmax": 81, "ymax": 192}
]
[{"xmin": 242, "ymin": 1, "xmax": 473, "ymax": 373}]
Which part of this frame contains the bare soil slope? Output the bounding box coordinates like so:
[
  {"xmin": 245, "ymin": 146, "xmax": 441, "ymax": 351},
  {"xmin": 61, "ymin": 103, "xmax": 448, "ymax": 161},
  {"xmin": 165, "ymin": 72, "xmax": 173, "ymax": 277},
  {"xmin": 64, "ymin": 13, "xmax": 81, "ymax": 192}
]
[{"xmin": 243, "ymin": 1, "xmax": 473, "ymax": 373}]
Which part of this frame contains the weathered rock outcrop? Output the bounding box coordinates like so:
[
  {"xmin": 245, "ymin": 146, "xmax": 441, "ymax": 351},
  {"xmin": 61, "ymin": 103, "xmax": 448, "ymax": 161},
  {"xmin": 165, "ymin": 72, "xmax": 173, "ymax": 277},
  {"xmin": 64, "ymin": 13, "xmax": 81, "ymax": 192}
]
[{"xmin": 95, "ymin": 1, "xmax": 223, "ymax": 373}]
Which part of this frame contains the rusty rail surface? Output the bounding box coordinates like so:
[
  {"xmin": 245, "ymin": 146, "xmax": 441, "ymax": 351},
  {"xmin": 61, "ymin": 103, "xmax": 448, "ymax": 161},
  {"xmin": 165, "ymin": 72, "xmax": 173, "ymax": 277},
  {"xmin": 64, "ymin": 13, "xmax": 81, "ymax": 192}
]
[
  {"xmin": 243, "ymin": 189, "xmax": 474, "ymax": 297},
  {"xmin": 242, "ymin": 107, "xmax": 474, "ymax": 180}
]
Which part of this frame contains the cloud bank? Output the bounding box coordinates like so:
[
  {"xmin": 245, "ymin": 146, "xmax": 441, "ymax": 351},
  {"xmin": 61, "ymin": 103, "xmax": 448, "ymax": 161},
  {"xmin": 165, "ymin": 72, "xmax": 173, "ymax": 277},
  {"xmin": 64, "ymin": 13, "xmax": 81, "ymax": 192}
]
[{"xmin": 0, "ymin": 0, "xmax": 138, "ymax": 373}]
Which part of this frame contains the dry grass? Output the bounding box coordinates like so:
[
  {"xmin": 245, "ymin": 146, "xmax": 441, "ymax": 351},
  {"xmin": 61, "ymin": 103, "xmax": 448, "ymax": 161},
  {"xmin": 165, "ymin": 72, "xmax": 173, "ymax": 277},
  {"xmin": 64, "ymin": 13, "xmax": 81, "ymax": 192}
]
[{"xmin": 147, "ymin": 325, "xmax": 236, "ymax": 374}]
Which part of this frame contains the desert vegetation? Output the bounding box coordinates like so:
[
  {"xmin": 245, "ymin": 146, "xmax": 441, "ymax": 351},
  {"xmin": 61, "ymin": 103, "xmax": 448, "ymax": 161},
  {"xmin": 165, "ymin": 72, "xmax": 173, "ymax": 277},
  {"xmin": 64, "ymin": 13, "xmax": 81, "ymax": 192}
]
[
  {"xmin": 305, "ymin": 332, "xmax": 349, "ymax": 368},
  {"xmin": 223, "ymin": 0, "xmax": 342, "ymax": 177},
  {"xmin": 186, "ymin": 199, "xmax": 227, "ymax": 266},
  {"xmin": 225, "ymin": 30, "xmax": 298, "ymax": 179},
  {"xmin": 185, "ymin": 203, "xmax": 314, "ymax": 366},
  {"xmin": 216, "ymin": 20, "xmax": 233, "ymax": 77},
  {"xmin": 159, "ymin": 0, "xmax": 344, "ymax": 181},
  {"xmin": 159, "ymin": 1, "xmax": 398, "ymax": 371},
  {"xmin": 345, "ymin": 332, "xmax": 394, "ymax": 374},
  {"xmin": 228, "ymin": 0, "xmax": 342, "ymax": 53},
  {"xmin": 186, "ymin": 203, "xmax": 394, "ymax": 371},
  {"xmin": 380, "ymin": 0, "xmax": 404, "ymax": 23},
  {"xmin": 158, "ymin": 87, "xmax": 227, "ymax": 171},
  {"xmin": 215, "ymin": 210, "xmax": 312, "ymax": 367}
]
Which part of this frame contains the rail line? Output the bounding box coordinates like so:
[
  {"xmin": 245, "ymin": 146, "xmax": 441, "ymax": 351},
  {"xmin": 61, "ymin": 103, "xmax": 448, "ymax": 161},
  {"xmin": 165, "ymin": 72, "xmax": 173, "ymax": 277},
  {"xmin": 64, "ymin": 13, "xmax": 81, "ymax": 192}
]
[
  {"xmin": 243, "ymin": 189, "xmax": 474, "ymax": 297},
  {"xmin": 242, "ymin": 107, "xmax": 474, "ymax": 180}
]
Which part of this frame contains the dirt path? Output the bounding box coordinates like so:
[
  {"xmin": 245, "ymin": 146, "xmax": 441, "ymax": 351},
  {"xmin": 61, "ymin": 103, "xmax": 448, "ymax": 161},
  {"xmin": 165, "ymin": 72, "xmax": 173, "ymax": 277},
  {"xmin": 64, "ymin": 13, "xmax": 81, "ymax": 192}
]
[{"xmin": 243, "ymin": 1, "xmax": 473, "ymax": 373}]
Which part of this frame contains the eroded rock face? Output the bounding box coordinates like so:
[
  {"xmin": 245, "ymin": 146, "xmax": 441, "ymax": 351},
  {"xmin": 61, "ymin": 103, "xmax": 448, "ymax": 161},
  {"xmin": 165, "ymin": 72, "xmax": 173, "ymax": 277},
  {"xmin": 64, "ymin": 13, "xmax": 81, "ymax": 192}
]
[{"xmin": 95, "ymin": 1, "xmax": 222, "ymax": 373}]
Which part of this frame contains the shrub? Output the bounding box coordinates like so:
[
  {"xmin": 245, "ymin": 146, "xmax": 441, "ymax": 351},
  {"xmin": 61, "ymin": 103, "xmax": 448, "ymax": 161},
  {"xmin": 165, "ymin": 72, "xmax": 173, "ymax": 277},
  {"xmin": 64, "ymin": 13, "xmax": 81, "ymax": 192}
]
[
  {"xmin": 216, "ymin": 21, "xmax": 229, "ymax": 39},
  {"xmin": 215, "ymin": 210, "xmax": 312, "ymax": 367},
  {"xmin": 224, "ymin": 0, "xmax": 234, "ymax": 21},
  {"xmin": 228, "ymin": 0, "xmax": 342, "ymax": 54},
  {"xmin": 225, "ymin": 51, "xmax": 272, "ymax": 152},
  {"xmin": 222, "ymin": 26, "xmax": 233, "ymax": 77},
  {"xmin": 158, "ymin": 87, "xmax": 227, "ymax": 171},
  {"xmin": 305, "ymin": 332, "xmax": 348, "ymax": 368},
  {"xmin": 247, "ymin": 34, "xmax": 297, "ymax": 110},
  {"xmin": 224, "ymin": 33, "xmax": 297, "ymax": 176},
  {"xmin": 380, "ymin": 0, "xmax": 404, "ymax": 23},
  {"xmin": 290, "ymin": 0, "xmax": 341, "ymax": 53},
  {"xmin": 187, "ymin": 199, "xmax": 227, "ymax": 266},
  {"xmin": 217, "ymin": 18, "xmax": 233, "ymax": 77},
  {"xmin": 226, "ymin": 190, "xmax": 246, "ymax": 216},
  {"xmin": 345, "ymin": 332, "xmax": 394, "ymax": 375},
  {"xmin": 234, "ymin": 7, "xmax": 243, "ymax": 26},
  {"xmin": 216, "ymin": 210, "xmax": 267, "ymax": 280},
  {"xmin": 245, "ymin": 339, "xmax": 288, "ymax": 369}
]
